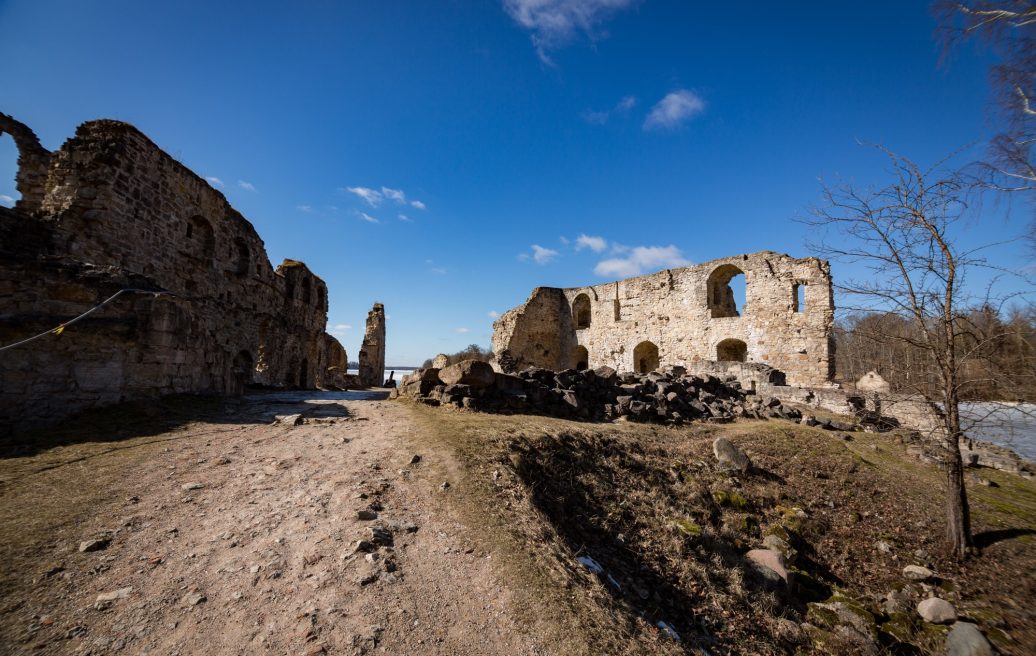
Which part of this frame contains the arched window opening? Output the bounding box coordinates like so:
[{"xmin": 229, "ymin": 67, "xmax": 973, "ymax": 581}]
[
  {"xmin": 707, "ymin": 264, "xmax": 745, "ymax": 318},
  {"xmin": 633, "ymin": 341, "xmax": 659, "ymax": 374},
  {"xmin": 792, "ymin": 282, "xmax": 806, "ymax": 313},
  {"xmin": 233, "ymin": 238, "xmax": 250, "ymax": 276},
  {"xmin": 301, "ymin": 278, "xmax": 312, "ymax": 305},
  {"xmin": 716, "ymin": 338, "xmax": 748, "ymax": 362},
  {"xmin": 572, "ymin": 293, "xmax": 591, "ymax": 329},
  {"xmin": 572, "ymin": 345, "xmax": 589, "ymax": 370},
  {"xmin": 0, "ymin": 133, "xmax": 20, "ymax": 210},
  {"xmin": 184, "ymin": 215, "xmax": 215, "ymax": 259}
]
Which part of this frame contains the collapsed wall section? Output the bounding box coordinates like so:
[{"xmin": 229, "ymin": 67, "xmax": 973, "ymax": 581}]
[
  {"xmin": 358, "ymin": 303, "xmax": 386, "ymax": 387},
  {"xmin": 492, "ymin": 251, "xmax": 834, "ymax": 387},
  {"xmin": 0, "ymin": 116, "xmax": 346, "ymax": 435}
]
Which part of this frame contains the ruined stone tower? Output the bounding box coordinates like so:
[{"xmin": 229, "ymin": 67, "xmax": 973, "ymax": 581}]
[{"xmin": 358, "ymin": 303, "xmax": 386, "ymax": 387}]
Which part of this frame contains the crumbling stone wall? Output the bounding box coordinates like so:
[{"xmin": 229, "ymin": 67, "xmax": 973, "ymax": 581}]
[
  {"xmin": 0, "ymin": 115, "xmax": 346, "ymax": 434},
  {"xmin": 358, "ymin": 303, "xmax": 386, "ymax": 387},
  {"xmin": 492, "ymin": 251, "xmax": 834, "ymax": 387}
]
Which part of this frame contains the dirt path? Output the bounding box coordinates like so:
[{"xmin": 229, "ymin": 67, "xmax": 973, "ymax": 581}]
[{"xmin": 0, "ymin": 391, "xmax": 541, "ymax": 655}]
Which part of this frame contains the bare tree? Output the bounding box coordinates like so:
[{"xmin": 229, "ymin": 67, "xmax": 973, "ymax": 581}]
[
  {"xmin": 936, "ymin": 2, "xmax": 1036, "ymax": 228},
  {"xmin": 805, "ymin": 148, "xmax": 994, "ymax": 558}
]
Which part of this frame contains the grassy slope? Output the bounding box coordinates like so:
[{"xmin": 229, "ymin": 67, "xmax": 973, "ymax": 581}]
[{"xmin": 407, "ymin": 405, "xmax": 1036, "ymax": 655}]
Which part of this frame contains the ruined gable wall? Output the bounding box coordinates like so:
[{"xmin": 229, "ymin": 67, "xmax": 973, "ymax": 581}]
[
  {"xmin": 493, "ymin": 251, "xmax": 834, "ymax": 387},
  {"xmin": 0, "ymin": 118, "xmax": 345, "ymax": 434},
  {"xmin": 491, "ymin": 287, "xmax": 574, "ymax": 373}
]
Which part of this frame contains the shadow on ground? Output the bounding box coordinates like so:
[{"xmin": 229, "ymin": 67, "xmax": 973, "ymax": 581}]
[{"xmin": 1, "ymin": 389, "xmax": 390, "ymax": 458}]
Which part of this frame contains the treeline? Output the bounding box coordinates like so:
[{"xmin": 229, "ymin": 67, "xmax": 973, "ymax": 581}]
[
  {"xmin": 421, "ymin": 344, "xmax": 494, "ymax": 370},
  {"xmin": 834, "ymin": 306, "xmax": 1036, "ymax": 402}
]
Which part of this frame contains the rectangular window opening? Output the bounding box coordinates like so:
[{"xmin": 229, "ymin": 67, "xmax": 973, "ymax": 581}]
[{"xmin": 793, "ymin": 283, "xmax": 806, "ymax": 313}]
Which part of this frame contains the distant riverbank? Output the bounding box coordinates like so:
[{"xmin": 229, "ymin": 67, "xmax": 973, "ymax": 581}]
[{"xmin": 961, "ymin": 402, "xmax": 1036, "ymax": 461}]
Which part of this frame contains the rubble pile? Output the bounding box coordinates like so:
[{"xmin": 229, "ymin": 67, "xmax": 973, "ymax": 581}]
[{"xmin": 395, "ymin": 359, "xmax": 803, "ymax": 424}]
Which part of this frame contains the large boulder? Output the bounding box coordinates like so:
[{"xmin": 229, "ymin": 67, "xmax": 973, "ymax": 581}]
[
  {"xmin": 713, "ymin": 437, "xmax": 751, "ymax": 472},
  {"xmin": 945, "ymin": 622, "xmax": 994, "ymax": 656},
  {"xmin": 439, "ymin": 359, "xmax": 496, "ymax": 388},
  {"xmin": 431, "ymin": 353, "xmax": 449, "ymax": 369},
  {"xmin": 400, "ymin": 368, "xmax": 442, "ymax": 396},
  {"xmin": 917, "ymin": 597, "xmax": 956, "ymax": 624}
]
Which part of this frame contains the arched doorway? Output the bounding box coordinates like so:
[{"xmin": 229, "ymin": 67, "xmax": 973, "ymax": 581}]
[
  {"xmin": 230, "ymin": 350, "xmax": 254, "ymax": 396},
  {"xmin": 707, "ymin": 264, "xmax": 746, "ymax": 318},
  {"xmin": 716, "ymin": 338, "xmax": 748, "ymax": 362},
  {"xmin": 633, "ymin": 341, "xmax": 659, "ymax": 374},
  {"xmin": 572, "ymin": 293, "xmax": 591, "ymax": 329},
  {"xmin": 572, "ymin": 345, "xmax": 589, "ymax": 370}
]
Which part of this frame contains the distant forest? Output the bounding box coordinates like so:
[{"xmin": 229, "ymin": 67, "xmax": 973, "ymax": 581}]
[
  {"xmin": 834, "ymin": 306, "xmax": 1036, "ymax": 402},
  {"xmin": 420, "ymin": 344, "xmax": 494, "ymax": 369}
]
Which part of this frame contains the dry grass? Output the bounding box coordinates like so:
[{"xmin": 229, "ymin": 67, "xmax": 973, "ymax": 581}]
[{"xmin": 404, "ymin": 403, "xmax": 1036, "ymax": 655}]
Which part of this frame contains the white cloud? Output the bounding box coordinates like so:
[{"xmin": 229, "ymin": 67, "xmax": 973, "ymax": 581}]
[
  {"xmin": 575, "ymin": 234, "xmax": 607, "ymax": 252},
  {"xmin": 559, "ymin": 236, "xmax": 570, "ymax": 245},
  {"xmin": 410, "ymin": 200, "xmax": 426, "ymax": 210},
  {"xmin": 297, "ymin": 205, "xmax": 313, "ymax": 213},
  {"xmin": 0, "ymin": 194, "xmax": 14, "ymax": 207},
  {"xmin": 430, "ymin": 267, "xmax": 448, "ymax": 275},
  {"xmin": 455, "ymin": 327, "xmax": 471, "ymax": 334},
  {"xmin": 381, "ymin": 187, "xmax": 406, "ymax": 204},
  {"xmin": 582, "ymin": 95, "xmax": 637, "ymax": 125},
  {"xmin": 593, "ymin": 245, "xmax": 689, "ymax": 277},
  {"xmin": 531, "ymin": 244, "xmax": 560, "ymax": 264},
  {"xmin": 644, "ymin": 90, "xmax": 705, "ymax": 130},
  {"xmin": 205, "ymin": 176, "xmax": 224, "ymax": 188},
  {"xmin": 516, "ymin": 253, "xmax": 530, "ymax": 262},
  {"xmin": 238, "ymin": 180, "xmax": 257, "ymax": 192},
  {"xmin": 331, "ymin": 323, "xmax": 352, "ymax": 336},
  {"xmin": 344, "ymin": 186, "xmax": 383, "ymax": 206},
  {"xmin": 503, "ymin": 0, "xmax": 639, "ymax": 64},
  {"xmin": 357, "ymin": 211, "xmax": 380, "ymax": 224},
  {"xmin": 488, "ymin": 310, "xmax": 500, "ymax": 319},
  {"xmin": 326, "ymin": 205, "xmax": 340, "ymax": 212},
  {"xmin": 398, "ymin": 213, "xmax": 413, "ymax": 222}
]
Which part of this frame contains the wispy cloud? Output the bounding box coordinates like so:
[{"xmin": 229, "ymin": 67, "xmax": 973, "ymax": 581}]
[
  {"xmin": 381, "ymin": 187, "xmax": 406, "ymax": 203},
  {"xmin": 594, "ymin": 244, "xmax": 689, "ymax": 277},
  {"xmin": 530, "ymin": 244, "xmax": 560, "ymax": 264},
  {"xmin": 357, "ymin": 211, "xmax": 380, "ymax": 224},
  {"xmin": 503, "ymin": 0, "xmax": 639, "ymax": 64},
  {"xmin": 430, "ymin": 267, "xmax": 448, "ymax": 275},
  {"xmin": 398, "ymin": 213, "xmax": 413, "ymax": 222},
  {"xmin": 644, "ymin": 90, "xmax": 705, "ymax": 131},
  {"xmin": 455, "ymin": 327, "xmax": 471, "ymax": 334},
  {"xmin": 331, "ymin": 323, "xmax": 352, "ymax": 336},
  {"xmin": 582, "ymin": 95, "xmax": 637, "ymax": 125},
  {"xmin": 205, "ymin": 176, "xmax": 224, "ymax": 188},
  {"xmin": 488, "ymin": 310, "xmax": 500, "ymax": 319},
  {"xmin": 238, "ymin": 180, "xmax": 257, "ymax": 192},
  {"xmin": 345, "ymin": 186, "xmax": 383, "ymax": 206},
  {"xmin": 0, "ymin": 194, "xmax": 14, "ymax": 207},
  {"xmin": 410, "ymin": 200, "xmax": 426, "ymax": 210},
  {"xmin": 297, "ymin": 205, "xmax": 313, "ymax": 213},
  {"xmin": 575, "ymin": 234, "xmax": 608, "ymax": 252}
]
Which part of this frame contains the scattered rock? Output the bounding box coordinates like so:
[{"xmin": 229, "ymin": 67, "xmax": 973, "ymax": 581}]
[
  {"xmin": 95, "ymin": 587, "xmax": 132, "ymax": 603},
  {"xmin": 903, "ymin": 565, "xmax": 934, "ymax": 581},
  {"xmin": 439, "ymin": 360, "xmax": 496, "ymax": 388},
  {"xmin": 945, "ymin": 622, "xmax": 994, "ymax": 656},
  {"xmin": 746, "ymin": 548, "xmax": 789, "ymax": 583},
  {"xmin": 79, "ymin": 537, "xmax": 111, "ymax": 553},
  {"xmin": 356, "ymin": 510, "xmax": 378, "ymax": 521},
  {"xmin": 439, "ymin": 481, "xmax": 450, "ymax": 491},
  {"xmin": 917, "ymin": 597, "xmax": 956, "ymax": 624},
  {"xmin": 180, "ymin": 482, "xmax": 204, "ymax": 492},
  {"xmin": 713, "ymin": 437, "xmax": 751, "ymax": 472},
  {"xmin": 183, "ymin": 592, "xmax": 207, "ymax": 606},
  {"xmin": 409, "ymin": 454, "xmax": 421, "ymax": 464}
]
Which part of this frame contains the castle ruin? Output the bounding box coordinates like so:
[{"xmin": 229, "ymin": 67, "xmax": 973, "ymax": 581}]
[
  {"xmin": 492, "ymin": 251, "xmax": 834, "ymax": 387},
  {"xmin": 0, "ymin": 114, "xmax": 349, "ymax": 434},
  {"xmin": 357, "ymin": 303, "xmax": 386, "ymax": 387}
]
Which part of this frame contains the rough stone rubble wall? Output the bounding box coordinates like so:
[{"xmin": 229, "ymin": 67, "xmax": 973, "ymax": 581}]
[
  {"xmin": 492, "ymin": 251, "xmax": 834, "ymax": 387},
  {"xmin": 357, "ymin": 303, "xmax": 386, "ymax": 387},
  {"xmin": 0, "ymin": 116, "xmax": 346, "ymax": 434}
]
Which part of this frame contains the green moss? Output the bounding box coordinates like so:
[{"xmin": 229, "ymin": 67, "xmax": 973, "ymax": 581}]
[
  {"xmin": 985, "ymin": 627, "xmax": 1012, "ymax": 652},
  {"xmin": 807, "ymin": 603, "xmax": 841, "ymax": 629},
  {"xmin": 765, "ymin": 524, "xmax": 792, "ymax": 542},
  {"xmin": 712, "ymin": 490, "xmax": 729, "ymax": 506},
  {"xmin": 738, "ymin": 515, "xmax": 757, "ymax": 534},
  {"xmin": 880, "ymin": 611, "xmax": 915, "ymax": 643},
  {"xmin": 713, "ymin": 489, "xmax": 749, "ymax": 510},
  {"xmin": 674, "ymin": 519, "xmax": 701, "ymax": 537}
]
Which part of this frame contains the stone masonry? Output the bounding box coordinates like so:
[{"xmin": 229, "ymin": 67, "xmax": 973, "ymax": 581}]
[
  {"xmin": 0, "ymin": 113, "xmax": 347, "ymax": 435},
  {"xmin": 358, "ymin": 303, "xmax": 386, "ymax": 387},
  {"xmin": 492, "ymin": 251, "xmax": 834, "ymax": 387}
]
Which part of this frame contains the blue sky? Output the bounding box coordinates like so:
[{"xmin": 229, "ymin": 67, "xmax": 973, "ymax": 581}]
[{"xmin": 1, "ymin": 0, "xmax": 1030, "ymax": 365}]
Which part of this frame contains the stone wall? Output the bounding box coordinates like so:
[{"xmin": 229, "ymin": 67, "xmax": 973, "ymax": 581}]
[
  {"xmin": 358, "ymin": 303, "xmax": 386, "ymax": 387},
  {"xmin": 0, "ymin": 115, "xmax": 346, "ymax": 435},
  {"xmin": 492, "ymin": 251, "xmax": 834, "ymax": 387}
]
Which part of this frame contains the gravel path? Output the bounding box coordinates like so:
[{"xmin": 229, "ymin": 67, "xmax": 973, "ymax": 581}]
[{"xmin": 0, "ymin": 391, "xmax": 540, "ymax": 655}]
